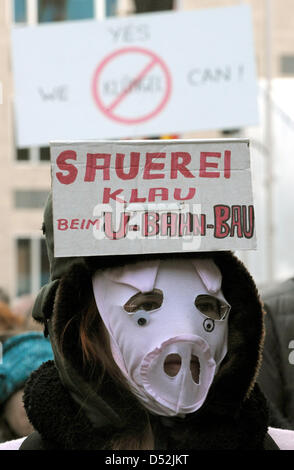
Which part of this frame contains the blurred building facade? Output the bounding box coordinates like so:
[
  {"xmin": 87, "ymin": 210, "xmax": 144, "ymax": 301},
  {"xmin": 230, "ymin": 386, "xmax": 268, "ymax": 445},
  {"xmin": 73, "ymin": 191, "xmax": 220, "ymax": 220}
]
[{"xmin": 0, "ymin": 0, "xmax": 294, "ymax": 302}]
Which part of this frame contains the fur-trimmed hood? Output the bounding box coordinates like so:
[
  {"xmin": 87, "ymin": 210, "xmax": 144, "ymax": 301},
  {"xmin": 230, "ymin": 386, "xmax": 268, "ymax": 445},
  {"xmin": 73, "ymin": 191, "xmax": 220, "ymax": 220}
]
[
  {"xmin": 23, "ymin": 250, "xmax": 271, "ymax": 449},
  {"xmin": 22, "ymin": 194, "xmax": 272, "ymax": 449}
]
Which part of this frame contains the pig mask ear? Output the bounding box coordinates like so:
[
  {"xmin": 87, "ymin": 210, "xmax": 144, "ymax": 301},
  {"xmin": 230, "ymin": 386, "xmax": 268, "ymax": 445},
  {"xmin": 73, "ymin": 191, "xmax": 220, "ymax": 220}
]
[
  {"xmin": 192, "ymin": 258, "xmax": 222, "ymax": 294},
  {"xmin": 102, "ymin": 260, "xmax": 160, "ymax": 293}
]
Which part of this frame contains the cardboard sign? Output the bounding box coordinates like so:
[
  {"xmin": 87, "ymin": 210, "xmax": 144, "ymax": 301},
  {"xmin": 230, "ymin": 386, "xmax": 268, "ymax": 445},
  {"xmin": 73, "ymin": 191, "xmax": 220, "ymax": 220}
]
[
  {"xmin": 11, "ymin": 5, "xmax": 258, "ymax": 147},
  {"xmin": 51, "ymin": 139, "xmax": 256, "ymax": 257}
]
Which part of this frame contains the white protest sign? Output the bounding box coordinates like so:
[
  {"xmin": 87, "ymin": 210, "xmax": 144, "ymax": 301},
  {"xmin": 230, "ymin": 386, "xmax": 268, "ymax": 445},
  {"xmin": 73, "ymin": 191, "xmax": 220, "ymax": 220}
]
[
  {"xmin": 11, "ymin": 5, "xmax": 258, "ymax": 148},
  {"xmin": 51, "ymin": 139, "xmax": 256, "ymax": 257}
]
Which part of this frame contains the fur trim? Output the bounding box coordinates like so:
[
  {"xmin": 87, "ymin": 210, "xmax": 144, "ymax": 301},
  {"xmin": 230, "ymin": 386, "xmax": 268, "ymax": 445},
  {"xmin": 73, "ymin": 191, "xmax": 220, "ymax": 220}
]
[
  {"xmin": 23, "ymin": 361, "xmax": 105, "ymax": 450},
  {"xmin": 23, "ymin": 361, "xmax": 269, "ymax": 450}
]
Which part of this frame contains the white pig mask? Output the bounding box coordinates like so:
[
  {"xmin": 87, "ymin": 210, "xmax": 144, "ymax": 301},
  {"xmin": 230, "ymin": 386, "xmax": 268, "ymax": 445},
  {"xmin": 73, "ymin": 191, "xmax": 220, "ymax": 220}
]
[{"xmin": 92, "ymin": 258, "xmax": 230, "ymax": 417}]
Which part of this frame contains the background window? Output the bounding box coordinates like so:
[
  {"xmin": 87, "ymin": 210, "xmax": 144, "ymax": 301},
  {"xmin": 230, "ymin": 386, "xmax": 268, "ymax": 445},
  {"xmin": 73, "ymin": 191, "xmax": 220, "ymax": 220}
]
[
  {"xmin": 38, "ymin": 0, "xmax": 94, "ymax": 22},
  {"xmin": 38, "ymin": 0, "xmax": 66, "ymax": 22},
  {"xmin": 15, "ymin": 0, "xmax": 118, "ymax": 25},
  {"xmin": 16, "ymin": 148, "xmax": 30, "ymax": 161},
  {"xmin": 14, "ymin": 0, "xmax": 27, "ymax": 23},
  {"xmin": 39, "ymin": 147, "xmax": 51, "ymax": 161},
  {"xmin": 66, "ymin": 0, "xmax": 94, "ymax": 20},
  {"xmin": 14, "ymin": 190, "xmax": 49, "ymax": 209},
  {"xmin": 106, "ymin": 0, "xmax": 117, "ymax": 16},
  {"xmin": 15, "ymin": 147, "xmax": 51, "ymax": 162},
  {"xmin": 16, "ymin": 238, "xmax": 31, "ymax": 296},
  {"xmin": 16, "ymin": 238, "xmax": 50, "ymax": 296},
  {"xmin": 280, "ymin": 55, "xmax": 294, "ymax": 75}
]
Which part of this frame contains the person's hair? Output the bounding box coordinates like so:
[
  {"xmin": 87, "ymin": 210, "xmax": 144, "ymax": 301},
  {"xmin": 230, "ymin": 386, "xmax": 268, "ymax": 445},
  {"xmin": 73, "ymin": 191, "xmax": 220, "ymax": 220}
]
[{"xmin": 59, "ymin": 297, "xmax": 154, "ymax": 450}]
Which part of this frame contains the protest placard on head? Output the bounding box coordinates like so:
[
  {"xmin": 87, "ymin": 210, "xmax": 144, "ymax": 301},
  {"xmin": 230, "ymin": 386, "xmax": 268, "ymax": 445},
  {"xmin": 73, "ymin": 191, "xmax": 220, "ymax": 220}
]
[{"xmin": 50, "ymin": 139, "xmax": 256, "ymax": 257}]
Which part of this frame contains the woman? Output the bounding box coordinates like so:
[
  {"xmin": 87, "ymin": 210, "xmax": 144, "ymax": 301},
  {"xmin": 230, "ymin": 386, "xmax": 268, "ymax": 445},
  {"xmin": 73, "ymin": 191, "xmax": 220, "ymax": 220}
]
[{"xmin": 0, "ymin": 194, "xmax": 291, "ymax": 450}]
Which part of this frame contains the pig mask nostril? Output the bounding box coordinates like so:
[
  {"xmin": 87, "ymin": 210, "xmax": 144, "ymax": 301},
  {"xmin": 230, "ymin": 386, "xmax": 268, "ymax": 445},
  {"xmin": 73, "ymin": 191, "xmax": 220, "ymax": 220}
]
[
  {"xmin": 163, "ymin": 353, "xmax": 200, "ymax": 383},
  {"xmin": 163, "ymin": 353, "xmax": 182, "ymax": 377},
  {"xmin": 190, "ymin": 355, "xmax": 200, "ymax": 384}
]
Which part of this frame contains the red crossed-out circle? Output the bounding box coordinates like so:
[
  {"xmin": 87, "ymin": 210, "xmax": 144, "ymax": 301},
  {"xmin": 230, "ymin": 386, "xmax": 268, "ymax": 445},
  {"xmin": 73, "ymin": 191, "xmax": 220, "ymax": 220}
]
[{"xmin": 92, "ymin": 46, "xmax": 172, "ymax": 125}]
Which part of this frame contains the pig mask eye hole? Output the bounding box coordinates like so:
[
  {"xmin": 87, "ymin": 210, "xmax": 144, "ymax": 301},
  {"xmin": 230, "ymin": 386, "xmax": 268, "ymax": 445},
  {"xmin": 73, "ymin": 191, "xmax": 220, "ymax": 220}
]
[
  {"xmin": 124, "ymin": 289, "xmax": 163, "ymax": 313},
  {"xmin": 195, "ymin": 294, "xmax": 230, "ymax": 321}
]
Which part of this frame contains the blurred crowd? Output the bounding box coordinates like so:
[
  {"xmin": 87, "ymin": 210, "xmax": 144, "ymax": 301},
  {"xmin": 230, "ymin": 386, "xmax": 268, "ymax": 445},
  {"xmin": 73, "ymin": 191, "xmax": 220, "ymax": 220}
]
[{"xmin": 0, "ymin": 288, "xmax": 53, "ymax": 443}]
